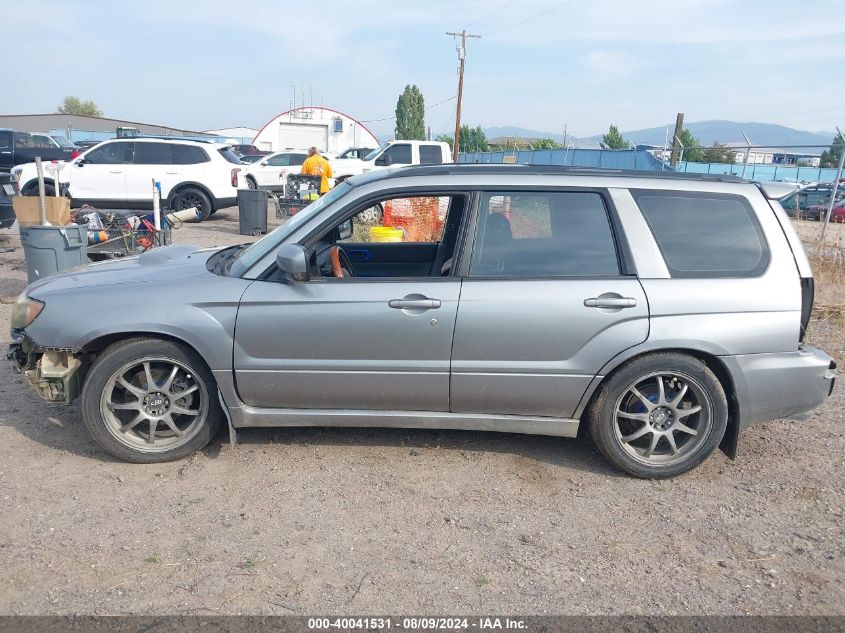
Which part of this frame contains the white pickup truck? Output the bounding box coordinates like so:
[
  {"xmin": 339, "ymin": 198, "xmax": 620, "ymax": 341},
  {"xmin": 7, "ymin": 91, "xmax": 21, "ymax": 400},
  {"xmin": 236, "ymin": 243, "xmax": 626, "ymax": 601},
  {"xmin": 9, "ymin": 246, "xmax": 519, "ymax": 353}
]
[{"xmin": 330, "ymin": 140, "xmax": 452, "ymax": 181}]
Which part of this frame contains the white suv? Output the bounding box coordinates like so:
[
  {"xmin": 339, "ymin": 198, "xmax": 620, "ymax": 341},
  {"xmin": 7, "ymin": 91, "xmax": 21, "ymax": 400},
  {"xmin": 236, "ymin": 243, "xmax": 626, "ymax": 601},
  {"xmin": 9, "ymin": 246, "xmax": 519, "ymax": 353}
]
[
  {"xmin": 13, "ymin": 138, "xmax": 246, "ymax": 221},
  {"xmin": 330, "ymin": 140, "xmax": 451, "ymax": 180}
]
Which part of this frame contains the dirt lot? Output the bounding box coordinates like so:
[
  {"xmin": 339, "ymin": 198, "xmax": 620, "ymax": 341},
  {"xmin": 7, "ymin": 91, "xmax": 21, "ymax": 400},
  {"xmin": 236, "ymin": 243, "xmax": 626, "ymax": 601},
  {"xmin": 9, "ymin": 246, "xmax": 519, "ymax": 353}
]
[{"xmin": 0, "ymin": 209, "xmax": 843, "ymax": 616}]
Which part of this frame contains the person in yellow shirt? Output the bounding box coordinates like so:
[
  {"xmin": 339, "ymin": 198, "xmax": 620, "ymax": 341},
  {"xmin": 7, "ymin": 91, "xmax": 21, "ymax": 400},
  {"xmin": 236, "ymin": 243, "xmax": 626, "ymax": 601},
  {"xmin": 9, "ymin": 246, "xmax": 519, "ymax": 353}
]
[{"xmin": 300, "ymin": 147, "xmax": 333, "ymax": 194}]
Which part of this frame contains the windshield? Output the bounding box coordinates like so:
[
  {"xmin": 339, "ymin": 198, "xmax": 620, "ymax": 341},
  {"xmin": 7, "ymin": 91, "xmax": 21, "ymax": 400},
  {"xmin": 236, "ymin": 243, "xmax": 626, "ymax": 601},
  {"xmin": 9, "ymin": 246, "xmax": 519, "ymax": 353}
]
[
  {"xmin": 52, "ymin": 135, "xmax": 77, "ymax": 148},
  {"xmin": 227, "ymin": 181, "xmax": 354, "ymax": 277},
  {"xmin": 362, "ymin": 143, "xmax": 388, "ymax": 161}
]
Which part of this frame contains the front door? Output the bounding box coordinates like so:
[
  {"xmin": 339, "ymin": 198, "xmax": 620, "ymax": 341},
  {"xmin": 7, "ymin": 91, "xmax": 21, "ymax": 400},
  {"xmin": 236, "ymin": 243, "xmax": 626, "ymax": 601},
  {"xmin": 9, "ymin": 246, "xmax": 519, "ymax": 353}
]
[
  {"xmin": 234, "ymin": 191, "xmax": 469, "ymax": 411},
  {"xmin": 234, "ymin": 279, "xmax": 460, "ymax": 410},
  {"xmin": 450, "ymin": 190, "xmax": 649, "ymax": 418},
  {"xmin": 69, "ymin": 141, "xmax": 133, "ymax": 203}
]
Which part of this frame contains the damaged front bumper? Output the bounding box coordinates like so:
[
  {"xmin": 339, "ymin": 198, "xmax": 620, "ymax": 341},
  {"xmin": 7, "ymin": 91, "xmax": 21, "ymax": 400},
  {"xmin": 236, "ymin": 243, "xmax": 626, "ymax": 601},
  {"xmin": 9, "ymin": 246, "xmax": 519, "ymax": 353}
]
[{"xmin": 8, "ymin": 333, "xmax": 82, "ymax": 404}]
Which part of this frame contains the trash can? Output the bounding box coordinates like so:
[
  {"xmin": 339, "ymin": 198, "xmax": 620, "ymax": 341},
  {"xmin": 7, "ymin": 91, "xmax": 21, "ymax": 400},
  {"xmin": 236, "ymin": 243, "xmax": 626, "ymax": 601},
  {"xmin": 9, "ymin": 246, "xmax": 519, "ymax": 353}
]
[
  {"xmin": 20, "ymin": 224, "xmax": 88, "ymax": 283},
  {"xmin": 237, "ymin": 189, "xmax": 268, "ymax": 236}
]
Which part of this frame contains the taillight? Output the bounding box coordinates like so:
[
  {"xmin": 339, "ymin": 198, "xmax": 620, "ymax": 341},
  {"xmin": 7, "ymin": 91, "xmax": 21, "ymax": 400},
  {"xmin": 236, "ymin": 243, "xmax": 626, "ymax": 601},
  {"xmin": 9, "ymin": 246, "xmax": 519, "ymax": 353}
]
[
  {"xmin": 231, "ymin": 168, "xmax": 241, "ymax": 187},
  {"xmin": 800, "ymin": 277, "xmax": 814, "ymax": 342},
  {"xmin": 71, "ymin": 150, "xmax": 81, "ymax": 159}
]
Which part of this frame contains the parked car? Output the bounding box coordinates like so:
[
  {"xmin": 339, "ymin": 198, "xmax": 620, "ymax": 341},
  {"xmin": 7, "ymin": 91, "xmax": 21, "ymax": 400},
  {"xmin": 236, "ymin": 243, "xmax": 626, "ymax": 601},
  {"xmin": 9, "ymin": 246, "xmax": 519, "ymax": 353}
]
[
  {"xmin": 330, "ymin": 140, "xmax": 452, "ymax": 180},
  {"xmin": 336, "ymin": 147, "xmax": 378, "ymax": 161},
  {"xmin": 780, "ymin": 184, "xmax": 844, "ymax": 220},
  {"xmin": 74, "ymin": 140, "xmax": 103, "ymax": 150},
  {"xmin": 0, "ymin": 171, "xmax": 18, "ymax": 229},
  {"xmin": 230, "ymin": 144, "xmax": 267, "ymax": 157},
  {"xmin": 12, "ymin": 138, "xmax": 246, "ymax": 220},
  {"xmin": 8, "ymin": 166, "xmax": 834, "ymax": 478},
  {"xmin": 0, "ymin": 129, "xmax": 76, "ymax": 171},
  {"xmin": 242, "ymin": 150, "xmax": 308, "ymax": 190},
  {"xmin": 238, "ymin": 154, "xmax": 265, "ymax": 164}
]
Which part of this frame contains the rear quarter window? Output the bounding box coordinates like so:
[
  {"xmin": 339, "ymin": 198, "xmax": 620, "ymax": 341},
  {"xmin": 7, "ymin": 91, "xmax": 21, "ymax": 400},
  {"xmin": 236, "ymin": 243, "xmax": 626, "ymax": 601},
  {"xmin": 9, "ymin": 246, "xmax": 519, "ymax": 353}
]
[
  {"xmin": 419, "ymin": 144, "xmax": 444, "ymax": 165},
  {"xmin": 632, "ymin": 190, "xmax": 769, "ymax": 278}
]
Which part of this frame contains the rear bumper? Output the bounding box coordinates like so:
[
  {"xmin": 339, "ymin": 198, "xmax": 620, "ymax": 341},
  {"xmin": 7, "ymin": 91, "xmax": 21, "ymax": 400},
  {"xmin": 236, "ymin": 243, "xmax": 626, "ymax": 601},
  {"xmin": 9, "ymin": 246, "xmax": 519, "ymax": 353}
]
[{"xmin": 722, "ymin": 346, "xmax": 836, "ymax": 428}]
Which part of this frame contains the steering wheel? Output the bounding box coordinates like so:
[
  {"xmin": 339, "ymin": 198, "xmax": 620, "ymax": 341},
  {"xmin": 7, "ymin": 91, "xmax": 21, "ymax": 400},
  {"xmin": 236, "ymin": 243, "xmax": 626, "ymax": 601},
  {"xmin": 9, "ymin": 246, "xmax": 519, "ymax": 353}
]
[{"xmin": 329, "ymin": 246, "xmax": 354, "ymax": 278}]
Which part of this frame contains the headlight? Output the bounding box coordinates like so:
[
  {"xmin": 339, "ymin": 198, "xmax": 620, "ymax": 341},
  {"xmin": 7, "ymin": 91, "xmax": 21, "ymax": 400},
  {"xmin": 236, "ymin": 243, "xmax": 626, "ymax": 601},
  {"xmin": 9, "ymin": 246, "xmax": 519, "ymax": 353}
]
[{"xmin": 10, "ymin": 293, "xmax": 45, "ymax": 329}]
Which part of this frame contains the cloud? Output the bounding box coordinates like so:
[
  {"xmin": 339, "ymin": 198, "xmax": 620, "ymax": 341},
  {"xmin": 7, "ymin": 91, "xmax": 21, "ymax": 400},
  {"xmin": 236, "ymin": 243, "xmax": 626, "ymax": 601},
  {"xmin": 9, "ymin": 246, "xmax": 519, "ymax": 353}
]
[{"xmin": 579, "ymin": 51, "xmax": 646, "ymax": 81}]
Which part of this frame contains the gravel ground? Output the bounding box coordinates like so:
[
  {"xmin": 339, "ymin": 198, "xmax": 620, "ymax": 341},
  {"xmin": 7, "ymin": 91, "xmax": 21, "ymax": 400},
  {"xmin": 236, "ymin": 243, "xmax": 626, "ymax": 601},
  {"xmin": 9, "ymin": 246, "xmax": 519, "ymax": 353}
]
[{"xmin": 0, "ymin": 207, "xmax": 843, "ymax": 616}]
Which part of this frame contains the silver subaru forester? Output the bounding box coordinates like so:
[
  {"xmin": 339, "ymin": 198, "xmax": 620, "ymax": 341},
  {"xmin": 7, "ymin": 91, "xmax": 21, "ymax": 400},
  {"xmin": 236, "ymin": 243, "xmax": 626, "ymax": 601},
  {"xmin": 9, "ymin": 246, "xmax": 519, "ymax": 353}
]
[{"xmin": 8, "ymin": 166, "xmax": 836, "ymax": 478}]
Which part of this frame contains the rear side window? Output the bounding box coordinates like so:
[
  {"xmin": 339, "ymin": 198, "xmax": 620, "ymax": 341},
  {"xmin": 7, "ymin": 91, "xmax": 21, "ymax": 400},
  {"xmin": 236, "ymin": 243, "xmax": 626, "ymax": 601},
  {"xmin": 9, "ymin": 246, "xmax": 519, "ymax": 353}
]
[
  {"xmin": 134, "ymin": 142, "xmax": 173, "ymax": 164},
  {"xmin": 419, "ymin": 144, "xmax": 443, "ymax": 165},
  {"xmin": 470, "ymin": 191, "xmax": 620, "ymax": 277},
  {"xmin": 218, "ymin": 148, "xmax": 243, "ymax": 164},
  {"xmin": 172, "ymin": 144, "xmax": 209, "ymax": 164},
  {"xmin": 632, "ymin": 190, "xmax": 769, "ymax": 278},
  {"xmin": 0, "ymin": 131, "xmax": 11, "ymax": 150}
]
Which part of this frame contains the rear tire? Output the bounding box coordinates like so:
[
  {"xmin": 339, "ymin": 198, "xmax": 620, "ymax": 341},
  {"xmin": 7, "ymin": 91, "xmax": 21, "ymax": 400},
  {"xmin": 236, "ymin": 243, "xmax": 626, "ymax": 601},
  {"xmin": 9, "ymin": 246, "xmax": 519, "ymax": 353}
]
[
  {"xmin": 246, "ymin": 176, "xmax": 258, "ymax": 190},
  {"xmin": 171, "ymin": 187, "xmax": 213, "ymax": 221},
  {"xmin": 587, "ymin": 353, "xmax": 727, "ymax": 479},
  {"xmin": 81, "ymin": 337, "xmax": 223, "ymax": 463}
]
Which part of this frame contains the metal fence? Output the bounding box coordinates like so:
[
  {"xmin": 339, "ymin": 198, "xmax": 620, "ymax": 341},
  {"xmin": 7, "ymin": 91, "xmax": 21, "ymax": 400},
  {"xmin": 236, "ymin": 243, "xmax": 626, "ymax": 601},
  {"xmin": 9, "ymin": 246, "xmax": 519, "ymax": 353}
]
[{"xmin": 457, "ymin": 148, "xmax": 840, "ymax": 184}]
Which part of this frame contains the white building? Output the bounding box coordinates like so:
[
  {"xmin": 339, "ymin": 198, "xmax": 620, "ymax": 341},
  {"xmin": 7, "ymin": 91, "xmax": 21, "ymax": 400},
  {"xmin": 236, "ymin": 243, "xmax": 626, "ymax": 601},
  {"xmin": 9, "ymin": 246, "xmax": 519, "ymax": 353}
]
[{"xmin": 252, "ymin": 107, "xmax": 379, "ymax": 154}]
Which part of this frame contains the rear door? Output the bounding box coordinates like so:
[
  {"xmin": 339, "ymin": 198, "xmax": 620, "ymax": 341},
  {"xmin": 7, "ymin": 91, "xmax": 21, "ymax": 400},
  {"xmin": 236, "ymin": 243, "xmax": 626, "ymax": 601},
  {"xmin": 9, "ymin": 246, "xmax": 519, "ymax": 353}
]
[
  {"xmin": 450, "ymin": 189, "xmax": 648, "ymax": 418},
  {"xmin": 125, "ymin": 142, "xmax": 182, "ymax": 203}
]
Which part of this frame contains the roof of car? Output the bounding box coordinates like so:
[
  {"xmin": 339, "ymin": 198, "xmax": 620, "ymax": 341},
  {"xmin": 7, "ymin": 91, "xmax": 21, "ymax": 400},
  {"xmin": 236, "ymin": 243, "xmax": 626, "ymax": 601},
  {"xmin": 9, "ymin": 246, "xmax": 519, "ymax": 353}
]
[{"xmin": 350, "ymin": 164, "xmax": 748, "ymax": 186}]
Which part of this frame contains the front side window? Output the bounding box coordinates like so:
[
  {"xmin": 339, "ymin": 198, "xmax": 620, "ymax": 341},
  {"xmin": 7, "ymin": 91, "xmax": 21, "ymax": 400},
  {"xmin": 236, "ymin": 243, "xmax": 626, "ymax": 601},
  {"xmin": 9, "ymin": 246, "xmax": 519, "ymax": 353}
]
[
  {"xmin": 133, "ymin": 142, "xmax": 173, "ymax": 165},
  {"xmin": 84, "ymin": 142, "xmax": 133, "ymax": 164},
  {"xmin": 470, "ymin": 191, "xmax": 620, "ymax": 277},
  {"xmin": 337, "ymin": 195, "xmax": 452, "ymax": 244},
  {"xmin": 633, "ymin": 190, "xmax": 768, "ymax": 277},
  {"xmin": 267, "ymin": 154, "xmax": 292, "ymax": 167},
  {"xmin": 380, "ymin": 144, "xmax": 412, "ymax": 165}
]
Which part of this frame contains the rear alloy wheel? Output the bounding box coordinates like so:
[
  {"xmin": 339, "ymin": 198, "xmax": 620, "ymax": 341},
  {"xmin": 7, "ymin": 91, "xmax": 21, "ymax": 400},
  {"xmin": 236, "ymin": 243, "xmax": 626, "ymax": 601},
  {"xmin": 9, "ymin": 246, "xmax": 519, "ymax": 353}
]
[
  {"xmin": 588, "ymin": 353, "xmax": 727, "ymax": 478},
  {"xmin": 81, "ymin": 338, "xmax": 223, "ymax": 462},
  {"xmin": 172, "ymin": 187, "xmax": 213, "ymax": 221}
]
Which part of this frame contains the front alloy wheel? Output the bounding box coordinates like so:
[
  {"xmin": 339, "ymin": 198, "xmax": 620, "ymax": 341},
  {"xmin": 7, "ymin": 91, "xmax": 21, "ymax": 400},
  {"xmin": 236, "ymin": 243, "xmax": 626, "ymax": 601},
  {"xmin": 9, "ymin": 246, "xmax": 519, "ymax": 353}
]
[
  {"xmin": 81, "ymin": 338, "xmax": 222, "ymax": 462},
  {"xmin": 101, "ymin": 357, "xmax": 207, "ymax": 453}
]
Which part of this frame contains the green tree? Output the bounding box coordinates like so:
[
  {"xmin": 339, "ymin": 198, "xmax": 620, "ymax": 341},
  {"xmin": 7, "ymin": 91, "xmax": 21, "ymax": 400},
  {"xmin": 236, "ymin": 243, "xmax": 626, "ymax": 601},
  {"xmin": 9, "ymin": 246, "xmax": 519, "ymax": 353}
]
[
  {"xmin": 820, "ymin": 132, "xmax": 844, "ymax": 168},
  {"xmin": 601, "ymin": 124, "xmax": 629, "ymax": 149},
  {"xmin": 700, "ymin": 143, "xmax": 736, "ymax": 164},
  {"xmin": 56, "ymin": 96, "xmax": 103, "ymax": 117},
  {"xmin": 531, "ymin": 138, "xmax": 557, "ymax": 149},
  {"xmin": 678, "ymin": 128, "xmax": 704, "ymax": 162},
  {"xmin": 395, "ymin": 85, "xmax": 425, "ymax": 140},
  {"xmin": 436, "ymin": 125, "xmax": 488, "ymax": 152}
]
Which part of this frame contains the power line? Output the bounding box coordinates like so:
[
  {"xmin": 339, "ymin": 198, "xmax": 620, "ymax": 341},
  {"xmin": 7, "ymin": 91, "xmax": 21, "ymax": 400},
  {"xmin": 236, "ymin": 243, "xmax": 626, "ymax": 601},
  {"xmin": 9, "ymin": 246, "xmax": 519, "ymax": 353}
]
[
  {"xmin": 359, "ymin": 95, "xmax": 457, "ymax": 123},
  {"xmin": 484, "ymin": 0, "xmax": 577, "ymax": 37},
  {"xmin": 466, "ymin": 0, "xmax": 515, "ymax": 26}
]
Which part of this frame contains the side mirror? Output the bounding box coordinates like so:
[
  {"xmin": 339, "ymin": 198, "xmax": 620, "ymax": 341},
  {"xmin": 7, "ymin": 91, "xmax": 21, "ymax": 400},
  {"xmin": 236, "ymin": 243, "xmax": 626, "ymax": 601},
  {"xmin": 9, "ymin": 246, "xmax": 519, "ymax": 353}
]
[
  {"xmin": 337, "ymin": 219, "xmax": 353, "ymax": 241},
  {"xmin": 75, "ymin": 158, "xmax": 87, "ymax": 167},
  {"xmin": 260, "ymin": 161, "xmax": 268, "ymax": 166},
  {"xmin": 375, "ymin": 155, "xmax": 389, "ymax": 167},
  {"xmin": 276, "ymin": 244, "xmax": 310, "ymax": 283}
]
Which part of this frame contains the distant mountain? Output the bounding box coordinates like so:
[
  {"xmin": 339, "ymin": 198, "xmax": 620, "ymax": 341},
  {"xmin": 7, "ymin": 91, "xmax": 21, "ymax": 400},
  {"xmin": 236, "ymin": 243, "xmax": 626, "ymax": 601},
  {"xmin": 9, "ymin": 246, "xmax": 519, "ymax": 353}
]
[
  {"xmin": 481, "ymin": 121, "xmax": 836, "ymax": 151},
  {"xmin": 579, "ymin": 120, "xmax": 835, "ymax": 149}
]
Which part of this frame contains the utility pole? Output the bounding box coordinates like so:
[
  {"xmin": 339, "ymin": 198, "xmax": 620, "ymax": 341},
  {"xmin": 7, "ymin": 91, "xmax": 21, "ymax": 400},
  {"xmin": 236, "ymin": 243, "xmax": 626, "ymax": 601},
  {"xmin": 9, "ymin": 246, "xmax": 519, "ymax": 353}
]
[
  {"xmin": 819, "ymin": 126, "xmax": 844, "ymax": 243},
  {"xmin": 670, "ymin": 112, "xmax": 684, "ymax": 167},
  {"xmin": 447, "ymin": 29, "xmax": 481, "ymax": 162}
]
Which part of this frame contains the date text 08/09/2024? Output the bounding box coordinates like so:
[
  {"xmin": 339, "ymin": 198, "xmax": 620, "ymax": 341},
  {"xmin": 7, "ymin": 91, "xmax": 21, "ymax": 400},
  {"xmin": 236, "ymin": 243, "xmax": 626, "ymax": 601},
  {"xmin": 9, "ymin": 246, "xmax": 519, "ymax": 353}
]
[{"xmin": 308, "ymin": 617, "xmax": 527, "ymax": 630}]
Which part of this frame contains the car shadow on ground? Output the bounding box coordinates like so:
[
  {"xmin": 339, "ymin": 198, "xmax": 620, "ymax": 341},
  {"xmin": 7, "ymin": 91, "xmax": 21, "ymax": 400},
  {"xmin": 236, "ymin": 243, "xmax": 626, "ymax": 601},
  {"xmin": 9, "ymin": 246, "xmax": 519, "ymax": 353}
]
[
  {"xmin": 0, "ymin": 374, "xmax": 618, "ymax": 476},
  {"xmin": 228, "ymin": 425, "xmax": 620, "ymax": 477}
]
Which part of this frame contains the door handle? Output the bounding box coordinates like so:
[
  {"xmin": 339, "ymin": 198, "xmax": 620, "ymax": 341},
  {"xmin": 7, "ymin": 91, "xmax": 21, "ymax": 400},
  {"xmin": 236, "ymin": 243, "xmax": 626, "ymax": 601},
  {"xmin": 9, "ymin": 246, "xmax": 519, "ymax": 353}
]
[
  {"xmin": 109, "ymin": 170, "xmax": 124, "ymax": 174},
  {"xmin": 165, "ymin": 171, "xmax": 179, "ymax": 175},
  {"xmin": 389, "ymin": 298, "xmax": 441, "ymax": 310},
  {"xmin": 584, "ymin": 297, "xmax": 637, "ymax": 308}
]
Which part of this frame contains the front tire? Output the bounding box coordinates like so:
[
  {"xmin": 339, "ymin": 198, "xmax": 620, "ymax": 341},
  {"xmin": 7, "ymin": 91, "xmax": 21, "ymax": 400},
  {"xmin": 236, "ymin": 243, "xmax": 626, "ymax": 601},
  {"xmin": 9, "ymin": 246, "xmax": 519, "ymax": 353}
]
[
  {"xmin": 587, "ymin": 353, "xmax": 727, "ymax": 479},
  {"xmin": 171, "ymin": 187, "xmax": 213, "ymax": 221},
  {"xmin": 81, "ymin": 337, "xmax": 223, "ymax": 463}
]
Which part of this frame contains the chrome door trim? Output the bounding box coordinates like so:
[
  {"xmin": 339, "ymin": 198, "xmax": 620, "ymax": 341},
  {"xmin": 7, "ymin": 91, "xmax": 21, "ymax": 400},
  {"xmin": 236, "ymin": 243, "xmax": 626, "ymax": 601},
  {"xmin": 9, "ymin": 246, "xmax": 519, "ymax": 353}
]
[{"xmin": 228, "ymin": 406, "xmax": 580, "ymax": 437}]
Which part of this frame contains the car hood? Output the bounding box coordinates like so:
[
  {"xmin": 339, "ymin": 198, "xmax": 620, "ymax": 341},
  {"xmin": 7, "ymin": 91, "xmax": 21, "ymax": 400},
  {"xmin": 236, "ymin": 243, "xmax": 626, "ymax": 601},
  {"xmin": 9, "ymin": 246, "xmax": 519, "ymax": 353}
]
[{"xmin": 27, "ymin": 244, "xmax": 221, "ymax": 298}]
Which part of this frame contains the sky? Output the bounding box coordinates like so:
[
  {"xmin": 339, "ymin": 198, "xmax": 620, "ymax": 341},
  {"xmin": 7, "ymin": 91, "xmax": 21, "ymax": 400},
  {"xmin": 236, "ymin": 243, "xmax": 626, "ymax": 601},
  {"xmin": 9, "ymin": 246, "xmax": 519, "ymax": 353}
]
[{"xmin": 3, "ymin": 0, "xmax": 844, "ymax": 140}]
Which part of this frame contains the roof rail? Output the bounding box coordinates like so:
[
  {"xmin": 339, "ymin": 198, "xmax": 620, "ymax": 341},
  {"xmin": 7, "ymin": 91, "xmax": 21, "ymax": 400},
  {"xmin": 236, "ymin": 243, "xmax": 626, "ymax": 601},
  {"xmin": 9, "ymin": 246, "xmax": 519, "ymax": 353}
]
[{"xmin": 370, "ymin": 163, "xmax": 747, "ymax": 183}]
